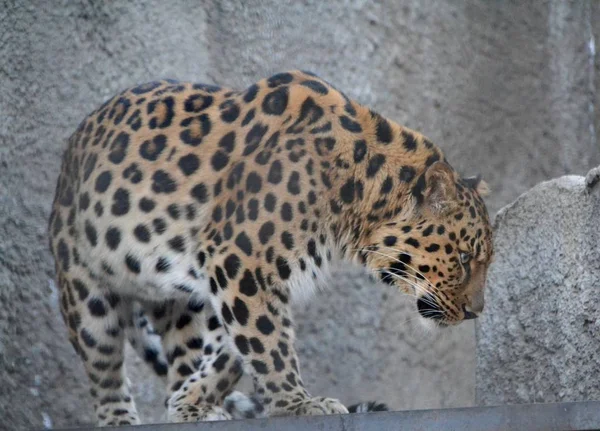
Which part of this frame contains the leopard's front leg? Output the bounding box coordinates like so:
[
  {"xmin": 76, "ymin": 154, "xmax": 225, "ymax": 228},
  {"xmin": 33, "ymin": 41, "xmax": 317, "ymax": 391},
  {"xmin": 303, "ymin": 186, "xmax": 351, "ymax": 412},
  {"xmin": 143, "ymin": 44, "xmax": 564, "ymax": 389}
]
[{"xmin": 208, "ymin": 263, "xmax": 347, "ymax": 417}]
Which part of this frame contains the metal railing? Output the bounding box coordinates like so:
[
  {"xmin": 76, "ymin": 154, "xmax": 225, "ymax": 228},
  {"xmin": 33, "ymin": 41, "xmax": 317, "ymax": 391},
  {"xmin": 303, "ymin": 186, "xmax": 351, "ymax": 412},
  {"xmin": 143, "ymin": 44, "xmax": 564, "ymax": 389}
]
[{"xmin": 57, "ymin": 401, "xmax": 600, "ymax": 431}]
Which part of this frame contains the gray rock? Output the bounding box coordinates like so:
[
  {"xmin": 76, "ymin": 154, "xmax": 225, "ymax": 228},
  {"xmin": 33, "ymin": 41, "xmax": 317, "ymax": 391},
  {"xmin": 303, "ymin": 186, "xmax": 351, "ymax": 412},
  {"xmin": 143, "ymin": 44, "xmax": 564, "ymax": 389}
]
[
  {"xmin": 1, "ymin": 0, "xmax": 599, "ymax": 429},
  {"xmin": 476, "ymin": 166, "xmax": 600, "ymax": 405}
]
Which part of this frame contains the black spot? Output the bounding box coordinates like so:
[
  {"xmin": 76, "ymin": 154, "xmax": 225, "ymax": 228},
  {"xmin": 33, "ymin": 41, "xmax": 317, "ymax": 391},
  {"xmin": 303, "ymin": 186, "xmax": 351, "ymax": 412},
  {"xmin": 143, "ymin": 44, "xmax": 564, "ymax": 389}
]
[
  {"xmin": 88, "ymin": 298, "xmax": 107, "ymax": 317},
  {"xmin": 262, "ymin": 87, "xmax": 289, "ymax": 116},
  {"xmin": 257, "ymin": 221, "xmax": 276, "ymax": 245},
  {"xmin": 219, "ymin": 99, "xmax": 240, "ymax": 123},
  {"xmin": 190, "ymin": 183, "xmax": 209, "ymax": 204},
  {"xmin": 376, "ymin": 117, "xmax": 393, "ymax": 144},
  {"xmin": 280, "ymin": 203, "xmax": 293, "ymax": 222},
  {"xmin": 300, "ymin": 80, "xmax": 328, "ymax": 94},
  {"xmin": 122, "ymin": 163, "xmax": 143, "ymax": 184},
  {"xmin": 383, "ymin": 236, "xmax": 397, "ymax": 246},
  {"xmin": 425, "ymin": 244, "xmax": 440, "ymax": 252},
  {"xmin": 256, "ymin": 315, "xmax": 275, "ymax": 335},
  {"xmin": 134, "ymin": 224, "xmax": 151, "ymax": 243},
  {"xmin": 422, "ymin": 225, "xmax": 434, "ymax": 237},
  {"xmin": 108, "ymin": 132, "xmax": 130, "ymax": 164},
  {"xmin": 180, "ymin": 114, "xmax": 211, "ymax": 146},
  {"xmin": 232, "ymin": 298, "xmax": 249, "ymax": 325},
  {"xmin": 139, "ymin": 135, "xmax": 167, "ymax": 161},
  {"xmin": 251, "ymin": 360, "xmax": 269, "ymax": 375},
  {"xmin": 85, "ymin": 221, "xmax": 97, "ymax": 247},
  {"xmin": 210, "ymin": 150, "xmax": 229, "ymax": 172},
  {"xmin": 353, "ymin": 140, "xmax": 367, "ymax": 163},
  {"xmin": 243, "ymin": 84, "xmax": 259, "ymax": 103},
  {"xmin": 167, "ymin": 204, "xmax": 180, "ymax": 220},
  {"xmin": 340, "ymin": 115, "xmax": 362, "ymax": 132},
  {"xmin": 239, "ymin": 270, "xmax": 258, "ymax": 296},
  {"xmin": 267, "ymin": 72, "xmax": 294, "ymax": 87},
  {"xmin": 271, "ymin": 350, "xmax": 285, "ymax": 372},
  {"xmin": 78, "ymin": 193, "xmax": 90, "ymax": 212},
  {"xmin": 250, "ymin": 337, "xmax": 265, "ymax": 354},
  {"xmin": 286, "ymin": 171, "xmax": 301, "ymax": 195},
  {"xmin": 125, "ymin": 254, "xmax": 141, "ymax": 274},
  {"xmin": 246, "ymin": 172, "xmax": 262, "ymax": 193},
  {"xmin": 155, "ymin": 257, "xmax": 170, "ymax": 272},
  {"xmin": 147, "ymin": 96, "xmax": 175, "ymax": 129},
  {"xmin": 286, "ymin": 97, "xmax": 324, "ymax": 134},
  {"xmin": 80, "ymin": 328, "xmax": 96, "ymax": 347},
  {"xmin": 184, "ymin": 93, "xmax": 213, "ymax": 113},
  {"xmin": 235, "ymin": 335, "xmax": 249, "ymax": 355},
  {"xmin": 244, "ymin": 123, "xmax": 268, "ymax": 156},
  {"xmin": 175, "ymin": 314, "xmax": 192, "ymax": 330},
  {"xmin": 405, "ymin": 238, "xmax": 420, "ymax": 248},
  {"xmin": 197, "ymin": 251, "xmax": 206, "ymax": 267},
  {"xmin": 178, "ymin": 153, "xmax": 200, "ymax": 176},
  {"xmin": 281, "ymin": 231, "xmax": 294, "ymax": 250},
  {"xmin": 268, "ymin": 160, "xmax": 283, "ymax": 184},
  {"xmin": 151, "ymin": 170, "xmax": 177, "ymax": 194},
  {"xmin": 152, "ymin": 218, "xmax": 167, "ymax": 234},
  {"xmin": 224, "ymin": 254, "xmax": 241, "ymax": 279},
  {"xmin": 177, "ymin": 363, "xmax": 194, "ymax": 377},
  {"xmin": 264, "ymin": 193, "xmax": 276, "ymax": 212},
  {"xmin": 58, "ymin": 185, "xmax": 74, "ymax": 206},
  {"xmin": 340, "ymin": 179, "xmax": 355, "ymax": 203},
  {"xmin": 215, "ymin": 266, "xmax": 228, "ymax": 289},
  {"xmin": 83, "ymin": 153, "xmax": 98, "ymax": 181},
  {"xmin": 72, "ymin": 279, "xmax": 89, "ymax": 301},
  {"xmin": 402, "ymin": 131, "xmax": 417, "ymax": 151},
  {"xmin": 95, "ymin": 171, "xmax": 112, "ymax": 193},
  {"xmin": 425, "ymin": 153, "xmax": 440, "ymax": 167},
  {"xmin": 131, "ymin": 82, "xmax": 163, "ymax": 96},
  {"xmin": 218, "ymin": 131, "xmax": 236, "ymax": 152},
  {"xmin": 213, "ymin": 353, "xmax": 230, "ymax": 372},
  {"xmin": 139, "ymin": 197, "xmax": 155, "ymax": 213},
  {"xmin": 105, "ymin": 227, "xmax": 121, "ymax": 250},
  {"xmin": 411, "ymin": 174, "xmax": 427, "ymax": 204},
  {"xmin": 187, "ymin": 337, "xmax": 204, "ymax": 349},
  {"xmin": 168, "ymin": 236, "xmax": 185, "ymax": 253},
  {"xmin": 188, "ymin": 298, "xmax": 205, "ymax": 313},
  {"xmin": 242, "ymin": 108, "xmax": 256, "ymax": 126},
  {"xmin": 399, "ymin": 166, "xmax": 416, "ymax": 183},
  {"xmin": 227, "ymin": 162, "xmax": 245, "ymax": 189},
  {"xmin": 276, "ymin": 256, "xmax": 291, "ymax": 280},
  {"xmin": 111, "ymin": 188, "xmax": 130, "ymax": 216},
  {"xmin": 235, "ymin": 232, "xmax": 253, "ymax": 256},
  {"xmin": 221, "ymin": 303, "xmax": 233, "ymax": 325},
  {"xmin": 366, "ymin": 154, "xmax": 386, "ymax": 178}
]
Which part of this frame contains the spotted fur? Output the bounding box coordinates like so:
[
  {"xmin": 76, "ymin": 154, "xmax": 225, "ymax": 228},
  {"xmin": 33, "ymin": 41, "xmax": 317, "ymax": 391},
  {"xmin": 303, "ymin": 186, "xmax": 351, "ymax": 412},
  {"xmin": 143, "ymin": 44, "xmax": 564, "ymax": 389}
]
[{"xmin": 48, "ymin": 70, "xmax": 493, "ymax": 426}]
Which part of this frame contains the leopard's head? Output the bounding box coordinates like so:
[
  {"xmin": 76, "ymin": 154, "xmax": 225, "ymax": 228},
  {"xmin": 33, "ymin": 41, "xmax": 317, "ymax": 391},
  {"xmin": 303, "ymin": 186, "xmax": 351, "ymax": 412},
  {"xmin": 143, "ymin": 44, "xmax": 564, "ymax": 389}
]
[{"xmin": 364, "ymin": 161, "xmax": 493, "ymax": 327}]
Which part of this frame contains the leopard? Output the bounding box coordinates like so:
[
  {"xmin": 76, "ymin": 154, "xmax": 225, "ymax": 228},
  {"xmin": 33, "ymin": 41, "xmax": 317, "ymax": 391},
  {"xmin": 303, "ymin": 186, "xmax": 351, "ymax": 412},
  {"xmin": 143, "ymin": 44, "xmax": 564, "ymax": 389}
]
[{"xmin": 48, "ymin": 70, "xmax": 493, "ymax": 426}]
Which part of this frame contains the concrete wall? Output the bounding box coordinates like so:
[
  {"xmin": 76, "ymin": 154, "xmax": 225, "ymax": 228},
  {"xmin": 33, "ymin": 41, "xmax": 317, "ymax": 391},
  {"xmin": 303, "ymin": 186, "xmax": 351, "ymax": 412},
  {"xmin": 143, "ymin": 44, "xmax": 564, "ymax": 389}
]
[
  {"xmin": 0, "ymin": 1, "xmax": 598, "ymax": 429},
  {"xmin": 476, "ymin": 166, "xmax": 600, "ymax": 405}
]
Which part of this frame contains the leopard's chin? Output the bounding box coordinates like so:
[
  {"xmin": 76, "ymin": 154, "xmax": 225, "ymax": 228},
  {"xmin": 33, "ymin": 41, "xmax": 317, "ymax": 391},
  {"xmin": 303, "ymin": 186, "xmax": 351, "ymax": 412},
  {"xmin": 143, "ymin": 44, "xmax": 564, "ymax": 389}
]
[{"xmin": 416, "ymin": 314, "xmax": 449, "ymax": 332}]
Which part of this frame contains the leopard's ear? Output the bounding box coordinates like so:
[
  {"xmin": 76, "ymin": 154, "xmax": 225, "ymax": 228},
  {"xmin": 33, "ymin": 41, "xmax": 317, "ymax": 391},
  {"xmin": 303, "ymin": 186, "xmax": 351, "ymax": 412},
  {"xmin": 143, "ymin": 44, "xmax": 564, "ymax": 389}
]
[
  {"xmin": 424, "ymin": 161, "xmax": 459, "ymax": 215},
  {"xmin": 463, "ymin": 175, "xmax": 490, "ymax": 197}
]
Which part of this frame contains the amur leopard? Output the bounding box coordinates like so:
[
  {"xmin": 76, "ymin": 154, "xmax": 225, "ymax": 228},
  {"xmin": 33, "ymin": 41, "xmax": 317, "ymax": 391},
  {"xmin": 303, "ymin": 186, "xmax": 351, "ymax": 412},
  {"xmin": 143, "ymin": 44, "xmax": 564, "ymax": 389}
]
[{"xmin": 48, "ymin": 70, "xmax": 493, "ymax": 426}]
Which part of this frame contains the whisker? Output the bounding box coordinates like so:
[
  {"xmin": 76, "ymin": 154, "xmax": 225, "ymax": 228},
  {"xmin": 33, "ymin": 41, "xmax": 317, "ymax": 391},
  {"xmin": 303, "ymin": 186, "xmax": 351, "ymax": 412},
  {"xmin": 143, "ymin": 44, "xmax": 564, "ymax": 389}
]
[{"xmin": 358, "ymin": 248, "xmax": 440, "ymax": 300}]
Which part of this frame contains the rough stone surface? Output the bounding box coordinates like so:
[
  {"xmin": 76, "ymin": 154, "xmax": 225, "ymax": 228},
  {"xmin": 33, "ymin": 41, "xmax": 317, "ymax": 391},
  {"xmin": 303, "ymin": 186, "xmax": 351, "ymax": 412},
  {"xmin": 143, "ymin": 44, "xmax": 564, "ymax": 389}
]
[
  {"xmin": 0, "ymin": 1, "xmax": 598, "ymax": 429},
  {"xmin": 476, "ymin": 166, "xmax": 600, "ymax": 405}
]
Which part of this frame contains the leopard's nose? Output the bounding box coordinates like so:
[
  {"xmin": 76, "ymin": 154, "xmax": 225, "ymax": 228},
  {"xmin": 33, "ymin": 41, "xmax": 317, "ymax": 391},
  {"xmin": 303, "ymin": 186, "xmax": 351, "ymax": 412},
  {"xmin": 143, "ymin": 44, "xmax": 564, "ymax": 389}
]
[{"xmin": 462, "ymin": 304, "xmax": 479, "ymax": 320}]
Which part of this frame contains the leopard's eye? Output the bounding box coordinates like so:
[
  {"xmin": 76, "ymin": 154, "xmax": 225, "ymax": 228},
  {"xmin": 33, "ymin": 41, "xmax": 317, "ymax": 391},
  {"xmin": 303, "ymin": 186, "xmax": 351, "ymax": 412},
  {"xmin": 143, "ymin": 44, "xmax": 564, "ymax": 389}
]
[{"xmin": 460, "ymin": 252, "xmax": 471, "ymax": 264}]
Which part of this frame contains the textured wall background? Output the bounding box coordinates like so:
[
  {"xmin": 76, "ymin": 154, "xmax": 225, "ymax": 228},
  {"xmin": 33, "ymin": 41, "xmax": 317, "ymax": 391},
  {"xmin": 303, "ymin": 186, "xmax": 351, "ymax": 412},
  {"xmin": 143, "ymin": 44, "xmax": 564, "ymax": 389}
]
[
  {"xmin": 476, "ymin": 166, "xmax": 600, "ymax": 405},
  {"xmin": 0, "ymin": 1, "xmax": 598, "ymax": 429}
]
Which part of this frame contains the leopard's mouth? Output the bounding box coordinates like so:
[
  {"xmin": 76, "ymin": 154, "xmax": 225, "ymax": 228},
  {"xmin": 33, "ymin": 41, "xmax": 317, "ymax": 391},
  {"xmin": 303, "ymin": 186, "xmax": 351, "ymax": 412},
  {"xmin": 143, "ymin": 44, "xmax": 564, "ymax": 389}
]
[{"xmin": 416, "ymin": 294, "xmax": 447, "ymax": 325}]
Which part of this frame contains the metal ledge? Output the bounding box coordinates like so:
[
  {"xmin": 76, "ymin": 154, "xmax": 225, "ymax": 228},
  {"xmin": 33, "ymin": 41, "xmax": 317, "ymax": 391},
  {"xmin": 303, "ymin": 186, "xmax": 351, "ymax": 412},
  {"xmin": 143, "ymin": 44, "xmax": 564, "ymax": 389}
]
[{"xmin": 56, "ymin": 401, "xmax": 600, "ymax": 431}]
